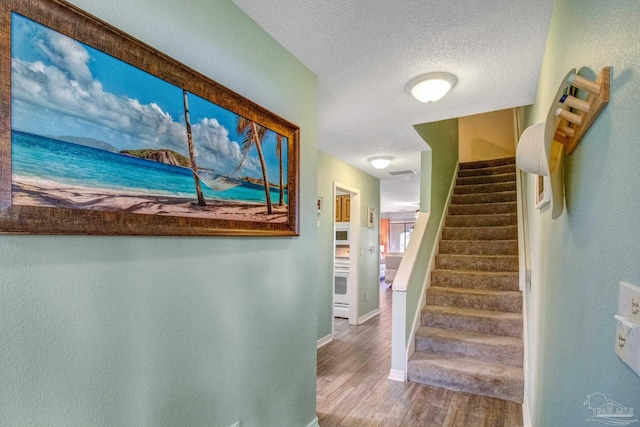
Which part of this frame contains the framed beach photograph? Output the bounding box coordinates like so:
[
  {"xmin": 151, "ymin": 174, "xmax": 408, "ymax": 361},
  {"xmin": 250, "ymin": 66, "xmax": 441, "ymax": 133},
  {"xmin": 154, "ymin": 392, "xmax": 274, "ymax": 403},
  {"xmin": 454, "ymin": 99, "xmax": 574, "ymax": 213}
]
[{"xmin": 0, "ymin": 0, "xmax": 299, "ymax": 236}]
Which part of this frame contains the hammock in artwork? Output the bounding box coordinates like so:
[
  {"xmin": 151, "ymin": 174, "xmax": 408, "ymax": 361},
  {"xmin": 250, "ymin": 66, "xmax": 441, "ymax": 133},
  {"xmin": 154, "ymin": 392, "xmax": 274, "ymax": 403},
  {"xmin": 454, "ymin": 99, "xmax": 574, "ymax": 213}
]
[{"xmin": 196, "ymin": 170, "xmax": 241, "ymax": 191}]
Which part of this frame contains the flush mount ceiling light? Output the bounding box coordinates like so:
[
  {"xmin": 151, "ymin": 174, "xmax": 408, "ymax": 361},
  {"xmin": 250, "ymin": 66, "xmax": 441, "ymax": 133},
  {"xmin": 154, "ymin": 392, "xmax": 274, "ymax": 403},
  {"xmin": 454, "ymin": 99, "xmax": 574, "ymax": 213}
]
[
  {"xmin": 368, "ymin": 156, "xmax": 394, "ymax": 169},
  {"xmin": 407, "ymin": 72, "xmax": 457, "ymax": 103}
]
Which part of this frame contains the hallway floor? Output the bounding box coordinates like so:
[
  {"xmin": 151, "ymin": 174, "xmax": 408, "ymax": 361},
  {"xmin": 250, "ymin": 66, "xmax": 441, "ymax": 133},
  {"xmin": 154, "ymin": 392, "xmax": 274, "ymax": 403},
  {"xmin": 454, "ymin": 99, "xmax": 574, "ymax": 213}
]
[{"xmin": 316, "ymin": 283, "xmax": 523, "ymax": 426}]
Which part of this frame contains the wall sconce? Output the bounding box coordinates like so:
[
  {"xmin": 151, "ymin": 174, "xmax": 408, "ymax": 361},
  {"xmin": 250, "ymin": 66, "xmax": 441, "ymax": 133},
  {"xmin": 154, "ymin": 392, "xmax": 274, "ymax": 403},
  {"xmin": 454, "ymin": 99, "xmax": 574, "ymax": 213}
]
[
  {"xmin": 406, "ymin": 72, "xmax": 457, "ymax": 103},
  {"xmin": 368, "ymin": 156, "xmax": 394, "ymax": 169}
]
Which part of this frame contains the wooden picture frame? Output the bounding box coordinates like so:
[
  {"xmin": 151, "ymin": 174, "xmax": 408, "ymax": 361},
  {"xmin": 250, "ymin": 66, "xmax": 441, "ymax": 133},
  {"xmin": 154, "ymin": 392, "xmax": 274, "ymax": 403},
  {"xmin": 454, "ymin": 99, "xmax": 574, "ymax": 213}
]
[{"xmin": 0, "ymin": 0, "xmax": 300, "ymax": 236}]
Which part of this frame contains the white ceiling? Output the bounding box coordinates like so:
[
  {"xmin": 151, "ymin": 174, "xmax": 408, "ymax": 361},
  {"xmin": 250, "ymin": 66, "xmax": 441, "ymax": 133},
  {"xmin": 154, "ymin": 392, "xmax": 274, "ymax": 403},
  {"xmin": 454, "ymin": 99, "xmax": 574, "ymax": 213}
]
[{"xmin": 233, "ymin": 0, "xmax": 554, "ymax": 212}]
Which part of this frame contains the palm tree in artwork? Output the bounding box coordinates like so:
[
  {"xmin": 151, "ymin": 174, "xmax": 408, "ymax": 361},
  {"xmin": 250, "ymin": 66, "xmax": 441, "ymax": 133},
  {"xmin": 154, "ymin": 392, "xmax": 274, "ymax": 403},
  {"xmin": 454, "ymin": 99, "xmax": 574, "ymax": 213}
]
[
  {"xmin": 235, "ymin": 116, "xmax": 273, "ymax": 214},
  {"xmin": 275, "ymin": 134, "xmax": 284, "ymax": 207},
  {"xmin": 183, "ymin": 90, "xmax": 206, "ymax": 206}
]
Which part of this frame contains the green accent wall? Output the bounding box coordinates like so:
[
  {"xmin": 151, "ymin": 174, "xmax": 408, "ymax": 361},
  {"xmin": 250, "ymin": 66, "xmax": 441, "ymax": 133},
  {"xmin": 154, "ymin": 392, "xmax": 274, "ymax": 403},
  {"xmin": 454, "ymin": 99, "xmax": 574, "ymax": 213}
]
[
  {"xmin": 316, "ymin": 151, "xmax": 380, "ymax": 341},
  {"xmin": 415, "ymin": 119, "xmax": 459, "ymax": 217},
  {"xmin": 523, "ymin": 1, "xmax": 640, "ymax": 425},
  {"xmin": 405, "ymin": 120, "xmax": 459, "ymax": 338},
  {"xmin": 0, "ymin": 1, "xmax": 318, "ymax": 426}
]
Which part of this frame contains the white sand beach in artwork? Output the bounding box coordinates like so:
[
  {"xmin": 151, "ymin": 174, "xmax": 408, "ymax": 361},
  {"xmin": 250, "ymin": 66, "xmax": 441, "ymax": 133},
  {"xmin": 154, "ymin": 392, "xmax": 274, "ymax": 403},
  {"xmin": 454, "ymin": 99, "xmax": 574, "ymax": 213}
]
[{"xmin": 12, "ymin": 176, "xmax": 288, "ymax": 223}]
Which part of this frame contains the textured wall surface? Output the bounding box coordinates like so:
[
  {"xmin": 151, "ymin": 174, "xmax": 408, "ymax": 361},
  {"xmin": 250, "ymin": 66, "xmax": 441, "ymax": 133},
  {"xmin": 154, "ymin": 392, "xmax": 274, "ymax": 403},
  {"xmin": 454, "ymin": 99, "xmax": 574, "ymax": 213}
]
[
  {"xmin": 523, "ymin": 1, "xmax": 640, "ymax": 425},
  {"xmin": 0, "ymin": 1, "xmax": 318, "ymax": 426},
  {"xmin": 316, "ymin": 151, "xmax": 380, "ymax": 341}
]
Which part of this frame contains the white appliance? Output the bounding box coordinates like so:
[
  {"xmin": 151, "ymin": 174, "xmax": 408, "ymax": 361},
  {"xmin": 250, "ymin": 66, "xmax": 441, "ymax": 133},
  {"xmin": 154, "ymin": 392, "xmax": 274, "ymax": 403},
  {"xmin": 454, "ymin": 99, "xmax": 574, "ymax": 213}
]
[
  {"xmin": 335, "ymin": 224, "xmax": 350, "ymax": 245},
  {"xmin": 334, "ymin": 271, "xmax": 349, "ymax": 318},
  {"xmin": 334, "ymin": 246, "xmax": 350, "ymax": 318}
]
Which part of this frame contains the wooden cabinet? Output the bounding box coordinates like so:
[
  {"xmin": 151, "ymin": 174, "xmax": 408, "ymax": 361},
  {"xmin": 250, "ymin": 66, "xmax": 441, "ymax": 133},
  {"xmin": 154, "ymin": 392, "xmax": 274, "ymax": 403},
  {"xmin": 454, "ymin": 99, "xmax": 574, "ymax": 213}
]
[{"xmin": 335, "ymin": 195, "xmax": 350, "ymax": 222}]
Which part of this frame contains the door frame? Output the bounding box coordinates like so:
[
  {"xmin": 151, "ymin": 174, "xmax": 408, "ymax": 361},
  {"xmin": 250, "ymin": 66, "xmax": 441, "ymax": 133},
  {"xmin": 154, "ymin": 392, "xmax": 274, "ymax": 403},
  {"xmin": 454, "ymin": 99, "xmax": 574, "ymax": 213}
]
[{"xmin": 333, "ymin": 181, "xmax": 360, "ymax": 327}]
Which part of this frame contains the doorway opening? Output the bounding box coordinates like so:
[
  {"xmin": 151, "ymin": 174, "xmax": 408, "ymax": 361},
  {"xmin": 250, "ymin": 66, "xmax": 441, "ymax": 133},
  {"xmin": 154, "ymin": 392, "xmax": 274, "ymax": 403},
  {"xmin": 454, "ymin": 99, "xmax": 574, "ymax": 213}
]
[{"xmin": 332, "ymin": 182, "xmax": 360, "ymax": 331}]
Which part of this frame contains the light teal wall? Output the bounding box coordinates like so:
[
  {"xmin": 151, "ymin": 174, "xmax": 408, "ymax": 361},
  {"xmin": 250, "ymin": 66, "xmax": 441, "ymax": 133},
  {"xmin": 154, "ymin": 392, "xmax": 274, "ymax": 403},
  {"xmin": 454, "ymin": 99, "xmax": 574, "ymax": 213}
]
[
  {"xmin": 317, "ymin": 151, "xmax": 380, "ymax": 340},
  {"xmin": 404, "ymin": 120, "xmax": 459, "ymax": 338},
  {"xmin": 523, "ymin": 1, "xmax": 640, "ymax": 425},
  {"xmin": 0, "ymin": 1, "xmax": 318, "ymax": 427}
]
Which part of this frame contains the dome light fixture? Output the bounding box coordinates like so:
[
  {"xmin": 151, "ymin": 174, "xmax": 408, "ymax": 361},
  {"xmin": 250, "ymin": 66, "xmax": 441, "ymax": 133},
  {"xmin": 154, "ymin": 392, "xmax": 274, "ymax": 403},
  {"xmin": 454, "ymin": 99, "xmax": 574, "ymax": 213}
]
[
  {"xmin": 407, "ymin": 72, "xmax": 457, "ymax": 103},
  {"xmin": 368, "ymin": 156, "xmax": 394, "ymax": 169}
]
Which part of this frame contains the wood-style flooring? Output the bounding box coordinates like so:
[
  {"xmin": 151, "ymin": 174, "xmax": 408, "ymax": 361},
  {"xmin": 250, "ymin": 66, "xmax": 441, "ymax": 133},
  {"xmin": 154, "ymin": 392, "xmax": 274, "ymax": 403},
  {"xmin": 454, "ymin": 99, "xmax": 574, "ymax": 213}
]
[{"xmin": 316, "ymin": 283, "xmax": 523, "ymax": 427}]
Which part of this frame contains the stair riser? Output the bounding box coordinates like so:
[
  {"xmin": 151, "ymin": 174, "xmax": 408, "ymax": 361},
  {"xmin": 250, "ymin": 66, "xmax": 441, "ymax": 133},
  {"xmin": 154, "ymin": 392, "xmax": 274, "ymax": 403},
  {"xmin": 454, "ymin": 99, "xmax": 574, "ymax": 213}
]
[
  {"xmin": 449, "ymin": 202, "xmax": 516, "ymax": 215},
  {"xmin": 410, "ymin": 156, "xmax": 524, "ymax": 403},
  {"xmin": 446, "ymin": 214, "xmax": 516, "ymax": 228},
  {"xmin": 456, "ymin": 173, "xmax": 516, "ymax": 186},
  {"xmin": 454, "ymin": 182, "xmax": 516, "ymax": 195},
  {"xmin": 457, "ymin": 164, "xmax": 516, "ymax": 177},
  {"xmin": 442, "ymin": 226, "xmax": 517, "ymax": 241},
  {"xmin": 431, "ymin": 270, "xmax": 519, "ymax": 291},
  {"xmin": 459, "ymin": 157, "xmax": 516, "ymax": 170},
  {"xmin": 422, "ymin": 311, "xmax": 522, "ymax": 338},
  {"xmin": 415, "ymin": 335, "xmax": 523, "ymax": 367},
  {"xmin": 451, "ymin": 192, "xmax": 516, "ymax": 205},
  {"xmin": 435, "ymin": 255, "xmax": 519, "ymax": 272},
  {"xmin": 407, "ymin": 361, "xmax": 524, "ymax": 403},
  {"xmin": 426, "ymin": 289, "xmax": 522, "ymax": 313},
  {"xmin": 408, "ymin": 158, "xmax": 524, "ymax": 403},
  {"xmin": 439, "ymin": 240, "xmax": 517, "ymax": 255}
]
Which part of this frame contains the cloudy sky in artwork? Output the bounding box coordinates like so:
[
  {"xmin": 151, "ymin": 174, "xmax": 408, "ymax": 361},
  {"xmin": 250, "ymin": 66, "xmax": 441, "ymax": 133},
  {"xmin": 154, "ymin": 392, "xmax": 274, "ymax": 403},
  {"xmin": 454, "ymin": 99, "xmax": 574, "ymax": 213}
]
[{"xmin": 10, "ymin": 13, "xmax": 285, "ymax": 179}]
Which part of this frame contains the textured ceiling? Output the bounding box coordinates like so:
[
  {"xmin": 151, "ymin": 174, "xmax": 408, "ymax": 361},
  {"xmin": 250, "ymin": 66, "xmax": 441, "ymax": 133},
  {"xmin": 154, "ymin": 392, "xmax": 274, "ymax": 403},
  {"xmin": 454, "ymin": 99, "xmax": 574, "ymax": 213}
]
[{"xmin": 233, "ymin": 0, "xmax": 554, "ymax": 212}]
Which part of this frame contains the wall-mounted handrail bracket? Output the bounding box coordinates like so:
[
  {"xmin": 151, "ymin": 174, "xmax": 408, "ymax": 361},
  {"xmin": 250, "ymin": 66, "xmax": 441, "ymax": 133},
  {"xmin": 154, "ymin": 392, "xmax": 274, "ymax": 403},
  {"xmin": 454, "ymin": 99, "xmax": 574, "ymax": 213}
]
[{"xmin": 555, "ymin": 66, "xmax": 611, "ymax": 154}]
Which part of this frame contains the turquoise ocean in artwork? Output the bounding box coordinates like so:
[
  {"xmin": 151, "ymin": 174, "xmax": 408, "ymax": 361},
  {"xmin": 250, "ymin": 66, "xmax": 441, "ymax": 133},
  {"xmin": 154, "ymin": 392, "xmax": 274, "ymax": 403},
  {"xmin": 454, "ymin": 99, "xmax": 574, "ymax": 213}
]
[{"xmin": 11, "ymin": 131, "xmax": 287, "ymax": 205}]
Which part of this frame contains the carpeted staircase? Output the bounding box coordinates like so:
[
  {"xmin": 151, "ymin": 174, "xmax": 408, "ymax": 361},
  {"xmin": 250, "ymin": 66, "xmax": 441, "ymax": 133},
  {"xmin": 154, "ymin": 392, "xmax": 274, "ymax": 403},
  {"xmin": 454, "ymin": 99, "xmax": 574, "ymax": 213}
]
[{"xmin": 407, "ymin": 157, "xmax": 524, "ymax": 403}]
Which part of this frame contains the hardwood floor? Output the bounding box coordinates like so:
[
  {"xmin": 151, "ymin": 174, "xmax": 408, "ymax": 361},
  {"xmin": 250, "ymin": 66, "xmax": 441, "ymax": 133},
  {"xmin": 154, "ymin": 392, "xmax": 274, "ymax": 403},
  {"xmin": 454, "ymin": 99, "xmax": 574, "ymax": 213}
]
[{"xmin": 316, "ymin": 283, "xmax": 524, "ymax": 427}]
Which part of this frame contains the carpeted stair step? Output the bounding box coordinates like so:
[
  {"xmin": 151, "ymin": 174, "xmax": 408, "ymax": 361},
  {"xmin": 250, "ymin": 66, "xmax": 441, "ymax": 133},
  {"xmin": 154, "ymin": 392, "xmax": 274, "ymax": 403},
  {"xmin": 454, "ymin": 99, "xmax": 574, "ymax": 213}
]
[
  {"xmin": 422, "ymin": 305, "xmax": 522, "ymax": 338},
  {"xmin": 407, "ymin": 353, "xmax": 524, "ymax": 403},
  {"xmin": 431, "ymin": 270, "xmax": 519, "ymax": 291},
  {"xmin": 451, "ymin": 191, "xmax": 517, "ymax": 205},
  {"xmin": 415, "ymin": 327, "xmax": 523, "ymax": 367},
  {"xmin": 457, "ymin": 164, "xmax": 516, "ymax": 178},
  {"xmin": 426, "ymin": 286, "xmax": 522, "ymax": 313},
  {"xmin": 454, "ymin": 181, "xmax": 516, "ymax": 195},
  {"xmin": 442, "ymin": 225, "xmax": 517, "ymax": 241},
  {"xmin": 435, "ymin": 254, "xmax": 519, "ymax": 272},
  {"xmin": 449, "ymin": 201, "xmax": 517, "ymax": 216},
  {"xmin": 459, "ymin": 157, "xmax": 516, "ymax": 169},
  {"xmin": 408, "ymin": 156, "xmax": 524, "ymax": 402},
  {"xmin": 439, "ymin": 240, "xmax": 518, "ymax": 256},
  {"xmin": 456, "ymin": 172, "xmax": 516, "ymax": 186},
  {"xmin": 446, "ymin": 213, "xmax": 517, "ymax": 227}
]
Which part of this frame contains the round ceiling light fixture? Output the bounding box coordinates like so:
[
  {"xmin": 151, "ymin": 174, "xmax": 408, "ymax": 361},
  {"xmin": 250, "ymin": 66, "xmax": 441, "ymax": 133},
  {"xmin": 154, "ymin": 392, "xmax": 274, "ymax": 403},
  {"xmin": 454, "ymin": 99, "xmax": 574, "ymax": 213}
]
[
  {"xmin": 367, "ymin": 156, "xmax": 395, "ymax": 169},
  {"xmin": 406, "ymin": 72, "xmax": 457, "ymax": 103}
]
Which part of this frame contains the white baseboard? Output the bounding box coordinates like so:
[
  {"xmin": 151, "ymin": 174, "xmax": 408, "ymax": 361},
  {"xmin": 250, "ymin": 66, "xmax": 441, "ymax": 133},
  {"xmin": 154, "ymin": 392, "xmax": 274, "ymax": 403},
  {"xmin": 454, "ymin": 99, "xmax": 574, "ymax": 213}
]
[
  {"xmin": 387, "ymin": 368, "xmax": 406, "ymax": 382},
  {"xmin": 358, "ymin": 308, "xmax": 380, "ymax": 324},
  {"xmin": 306, "ymin": 416, "xmax": 320, "ymax": 427},
  {"xmin": 317, "ymin": 333, "xmax": 333, "ymax": 349},
  {"xmin": 522, "ymin": 395, "xmax": 532, "ymax": 427}
]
